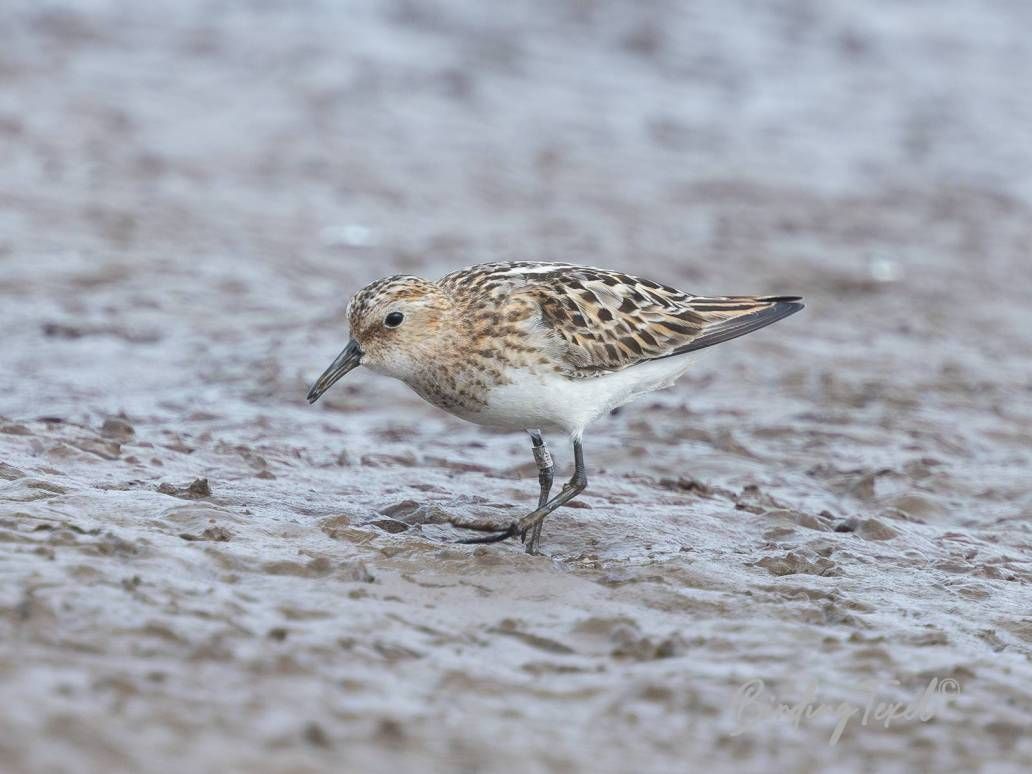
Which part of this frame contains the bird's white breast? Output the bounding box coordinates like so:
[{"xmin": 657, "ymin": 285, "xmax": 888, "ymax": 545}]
[{"xmin": 467, "ymin": 355, "xmax": 695, "ymax": 437}]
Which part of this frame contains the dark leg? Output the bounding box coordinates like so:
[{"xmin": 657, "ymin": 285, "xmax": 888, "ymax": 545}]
[
  {"xmin": 526, "ymin": 430, "xmax": 554, "ymax": 554},
  {"xmin": 459, "ymin": 437, "xmax": 587, "ymax": 549}
]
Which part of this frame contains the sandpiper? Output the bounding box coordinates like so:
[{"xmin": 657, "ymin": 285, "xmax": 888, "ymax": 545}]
[{"xmin": 307, "ymin": 261, "xmax": 802, "ymax": 552}]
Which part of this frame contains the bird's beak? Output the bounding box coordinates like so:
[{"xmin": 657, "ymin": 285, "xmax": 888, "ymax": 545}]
[{"xmin": 307, "ymin": 339, "xmax": 362, "ymax": 404}]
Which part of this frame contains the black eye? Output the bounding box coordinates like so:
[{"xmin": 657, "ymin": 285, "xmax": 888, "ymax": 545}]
[{"xmin": 384, "ymin": 312, "xmax": 404, "ymax": 328}]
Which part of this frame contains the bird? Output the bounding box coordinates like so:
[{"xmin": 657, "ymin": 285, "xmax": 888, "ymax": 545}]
[{"xmin": 307, "ymin": 261, "xmax": 802, "ymax": 553}]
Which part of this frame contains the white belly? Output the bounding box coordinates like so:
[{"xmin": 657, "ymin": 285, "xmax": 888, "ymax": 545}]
[{"xmin": 467, "ymin": 356, "xmax": 695, "ymax": 437}]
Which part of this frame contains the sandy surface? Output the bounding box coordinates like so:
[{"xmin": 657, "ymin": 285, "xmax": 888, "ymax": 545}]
[{"xmin": 2, "ymin": 1, "xmax": 1032, "ymax": 772}]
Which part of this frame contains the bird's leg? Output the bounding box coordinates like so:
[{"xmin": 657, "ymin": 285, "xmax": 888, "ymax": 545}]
[
  {"xmin": 525, "ymin": 430, "xmax": 554, "ymax": 554},
  {"xmin": 519, "ymin": 437, "xmax": 586, "ymax": 547},
  {"xmin": 458, "ymin": 438, "xmax": 587, "ymax": 549}
]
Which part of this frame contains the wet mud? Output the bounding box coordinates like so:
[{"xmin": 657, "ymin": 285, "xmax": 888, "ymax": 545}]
[{"xmin": 2, "ymin": 1, "xmax": 1032, "ymax": 771}]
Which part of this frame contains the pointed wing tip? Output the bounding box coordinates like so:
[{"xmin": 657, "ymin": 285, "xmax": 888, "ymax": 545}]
[
  {"xmin": 761, "ymin": 296, "xmax": 805, "ymax": 324},
  {"xmin": 762, "ymin": 296, "xmax": 805, "ymax": 318},
  {"xmin": 672, "ymin": 295, "xmax": 804, "ymax": 356}
]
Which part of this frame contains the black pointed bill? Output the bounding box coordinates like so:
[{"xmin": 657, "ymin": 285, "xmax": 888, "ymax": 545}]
[{"xmin": 307, "ymin": 339, "xmax": 362, "ymax": 404}]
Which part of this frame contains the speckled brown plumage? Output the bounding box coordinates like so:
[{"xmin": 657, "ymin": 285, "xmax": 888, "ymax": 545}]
[
  {"xmin": 437, "ymin": 261, "xmax": 803, "ymax": 377},
  {"xmin": 307, "ymin": 260, "xmax": 803, "ymax": 552},
  {"xmin": 332, "ymin": 261, "xmax": 804, "ymax": 415}
]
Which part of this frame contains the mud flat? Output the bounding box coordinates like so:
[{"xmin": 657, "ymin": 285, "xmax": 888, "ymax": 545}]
[{"xmin": 2, "ymin": 1, "xmax": 1031, "ymax": 771}]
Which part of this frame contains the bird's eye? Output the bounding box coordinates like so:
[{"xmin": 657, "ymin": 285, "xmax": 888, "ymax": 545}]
[{"xmin": 384, "ymin": 312, "xmax": 404, "ymax": 328}]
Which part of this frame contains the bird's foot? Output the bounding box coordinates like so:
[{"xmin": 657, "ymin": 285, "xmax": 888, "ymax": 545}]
[
  {"xmin": 454, "ymin": 522, "xmax": 518, "ymax": 544},
  {"xmin": 452, "ymin": 506, "xmax": 549, "ymax": 549},
  {"xmin": 453, "ymin": 482, "xmax": 576, "ymax": 550}
]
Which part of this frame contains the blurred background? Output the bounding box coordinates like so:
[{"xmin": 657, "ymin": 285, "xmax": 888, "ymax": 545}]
[
  {"xmin": 2, "ymin": 0, "xmax": 1031, "ymax": 419},
  {"xmin": 1, "ymin": 1, "xmax": 1031, "ymax": 772}
]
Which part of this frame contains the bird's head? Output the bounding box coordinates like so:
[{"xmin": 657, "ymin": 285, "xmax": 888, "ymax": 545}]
[{"xmin": 307, "ymin": 275, "xmax": 453, "ymax": 403}]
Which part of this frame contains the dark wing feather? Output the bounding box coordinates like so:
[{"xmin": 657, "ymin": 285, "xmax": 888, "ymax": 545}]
[
  {"xmin": 665, "ymin": 296, "xmax": 804, "ymax": 356},
  {"xmin": 507, "ymin": 265, "xmax": 802, "ymax": 377},
  {"xmin": 438, "ymin": 261, "xmax": 803, "ymax": 378}
]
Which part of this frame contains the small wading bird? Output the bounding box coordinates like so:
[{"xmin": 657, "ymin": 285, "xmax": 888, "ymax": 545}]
[{"xmin": 307, "ymin": 262, "xmax": 802, "ymax": 553}]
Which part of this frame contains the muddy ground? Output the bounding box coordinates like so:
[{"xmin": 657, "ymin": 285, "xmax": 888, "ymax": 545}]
[{"xmin": 2, "ymin": 1, "xmax": 1031, "ymax": 772}]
